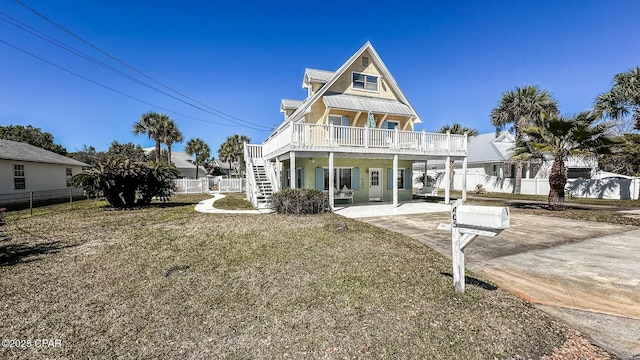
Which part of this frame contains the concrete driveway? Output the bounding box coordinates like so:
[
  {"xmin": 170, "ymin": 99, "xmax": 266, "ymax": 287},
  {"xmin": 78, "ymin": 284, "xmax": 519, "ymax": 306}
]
[{"xmin": 339, "ymin": 205, "xmax": 640, "ymax": 359}]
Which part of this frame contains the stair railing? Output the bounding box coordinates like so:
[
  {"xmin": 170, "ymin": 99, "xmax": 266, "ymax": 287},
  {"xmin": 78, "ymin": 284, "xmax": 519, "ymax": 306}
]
[{"xmin": 264, "ymin": 160, "xmax": 280, "ymax": 193}]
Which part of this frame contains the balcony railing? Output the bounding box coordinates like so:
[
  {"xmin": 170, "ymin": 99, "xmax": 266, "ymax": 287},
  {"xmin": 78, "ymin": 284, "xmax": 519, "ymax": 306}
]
[{"xmin": 260, "ymin": 122, "xmax": 467, "ymax": 159}]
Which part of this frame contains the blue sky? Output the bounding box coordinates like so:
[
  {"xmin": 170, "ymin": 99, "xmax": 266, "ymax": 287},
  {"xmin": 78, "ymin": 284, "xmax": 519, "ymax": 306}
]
[{"xmin": 1, "ymin": 0, "xmax": 639, "ymax": 155}]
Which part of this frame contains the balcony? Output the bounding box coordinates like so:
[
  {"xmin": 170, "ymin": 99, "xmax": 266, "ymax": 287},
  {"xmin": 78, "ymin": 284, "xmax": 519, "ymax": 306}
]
[{"xmin": 258, "ymin": 122, "xmax": 467, "ymax": 159}]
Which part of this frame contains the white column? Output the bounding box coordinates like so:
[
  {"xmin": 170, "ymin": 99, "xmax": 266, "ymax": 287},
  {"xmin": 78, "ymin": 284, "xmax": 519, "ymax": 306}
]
[
  {"xmin": 329, "ymin": 152, "xmax": 335, "ymax": 210},
  {"xmin": 290, "ymin": 151, "xmax": 296, "ymax": 189},
  {"xmin": 393, "ymin": 154, "xmax": 398, "ymax": 207},
  {"xmin": 445, "ymin": 156, "xmax": 451, "ymax": 204},
  {"xmin": 462, "ymin": 157, "xmax": 468, "ymax": 201},
  {"xmin": 275, "ymin": 158, "xmax": 281, "ymax": 191}
]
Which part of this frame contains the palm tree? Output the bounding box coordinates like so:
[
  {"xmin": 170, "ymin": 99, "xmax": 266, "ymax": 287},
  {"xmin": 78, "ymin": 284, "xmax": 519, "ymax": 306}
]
[
  {"xmin": 437, "ymin": 123, "xmax": 478, "ymax": 188},
  {"xmin": 161, "ymin": 119, "xmax": 183, "ymax": 165},
  {"xmin": 490, "ymin": 85, "xmax": 558, "ymax": 194},
  {"xmin": 185, "ymin": 138, "xmax": 210, "ymax": 179},
  {"xmin": 134, "ymin": 111, "xmax": 167, "ymax": 163},
  {"xmin": 218, "ymin": 134, "xmax": 251, "ymax": 178},
  {"xmin": 594, "ymin": 66, "xmax": 640, "ymax": 131},
  {"xmin": 523, "ymin": 111, "xmax": 616, "ymax": 210}
]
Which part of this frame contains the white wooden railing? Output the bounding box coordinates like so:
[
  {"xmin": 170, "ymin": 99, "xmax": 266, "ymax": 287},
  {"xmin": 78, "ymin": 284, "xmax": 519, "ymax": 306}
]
[{"xmin": 261, "ymin": 122, "xmax": 466, "ymax": 158}]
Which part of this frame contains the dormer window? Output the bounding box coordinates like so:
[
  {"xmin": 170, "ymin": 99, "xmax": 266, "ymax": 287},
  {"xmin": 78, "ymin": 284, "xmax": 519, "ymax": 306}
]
[{"xmin": 352, "ymin": 72, "xmax": 378, "ymax": 92}]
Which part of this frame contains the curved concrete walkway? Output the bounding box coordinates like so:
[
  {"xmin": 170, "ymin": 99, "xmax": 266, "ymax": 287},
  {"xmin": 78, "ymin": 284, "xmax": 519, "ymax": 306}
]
[{"xmin": 194, "ymin": 193, "xmax": 273, "ymax": 214}]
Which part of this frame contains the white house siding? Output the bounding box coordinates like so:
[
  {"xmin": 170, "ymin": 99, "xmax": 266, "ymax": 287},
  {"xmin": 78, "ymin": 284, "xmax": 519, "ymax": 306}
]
[{"xmin": 0, "ymin": 159, "xmax": 84, "ymax": 195}]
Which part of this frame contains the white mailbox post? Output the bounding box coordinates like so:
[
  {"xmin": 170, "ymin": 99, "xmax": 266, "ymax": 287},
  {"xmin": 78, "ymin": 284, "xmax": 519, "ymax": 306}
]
[{"xmin": 438, "ymin": 199, "xmax": 510, "ymax": 293}]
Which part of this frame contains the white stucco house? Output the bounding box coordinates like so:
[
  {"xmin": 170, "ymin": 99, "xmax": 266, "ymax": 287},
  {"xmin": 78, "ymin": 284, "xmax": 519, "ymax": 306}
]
[{"xmin": 0, "ymin": 139, "xmax": 89, "ymax": 205}]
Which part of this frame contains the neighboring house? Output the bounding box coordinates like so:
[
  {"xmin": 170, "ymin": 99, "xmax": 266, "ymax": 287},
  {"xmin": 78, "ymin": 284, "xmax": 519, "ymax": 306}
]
[
  {"xmin": 416, "ymin": 131, "xmax": 596, "ymax": 180},
  {"xmin": 458, "ymin": 131, "xmax": 595, "ymax": 179},
  {"xmin": 143, "ymin": 148, "xmax": 206, "ymax": 179},
  {"xmin": 244, "ymin": 42, "xmax": 467, "ymax": 208},
  {"xmin": 214, "ymin": 159, "xmax": 240, "ymax": 178},
  {"xmin": 0, "ymin": 139, "xmax": 89, "ymax": 205}
]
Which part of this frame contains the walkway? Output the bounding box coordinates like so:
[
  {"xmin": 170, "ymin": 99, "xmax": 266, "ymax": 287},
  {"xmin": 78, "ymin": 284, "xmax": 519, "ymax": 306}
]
[{"xmin": 194, "ymin": 193, "xmax": 273, "ymax": 214}]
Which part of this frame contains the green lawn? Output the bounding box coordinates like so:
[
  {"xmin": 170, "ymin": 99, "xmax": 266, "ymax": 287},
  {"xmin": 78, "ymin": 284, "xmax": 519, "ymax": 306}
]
[{"xmin": 0, "ymin": 196, "xmax": 583, "ymax": 358}]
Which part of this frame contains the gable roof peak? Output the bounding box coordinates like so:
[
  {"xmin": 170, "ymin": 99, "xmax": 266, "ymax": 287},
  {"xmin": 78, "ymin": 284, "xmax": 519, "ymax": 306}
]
[{"xmin": 289, "ymin": 41, "xmax": 422, "ymax": 124}]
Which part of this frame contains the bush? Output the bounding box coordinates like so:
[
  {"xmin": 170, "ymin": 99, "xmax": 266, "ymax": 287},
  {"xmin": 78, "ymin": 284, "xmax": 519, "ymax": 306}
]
[
  {"xmin": 474, "ymin": 184, "xmax": 486, "ymax": 194},
  {"xmin": 72, "ymin": 159, "xmax": 179, "ymax": 208},
  {"xmin": 270, "ymin": 188, "xmax": 331, "ymax": 215}
]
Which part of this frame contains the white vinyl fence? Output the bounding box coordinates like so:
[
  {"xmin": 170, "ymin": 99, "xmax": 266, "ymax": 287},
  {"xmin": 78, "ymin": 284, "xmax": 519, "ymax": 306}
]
[
  {"xmin": 173, "ymin": 177, "xmax": 244, "ymax": 194},
  {"xmin": 421, "ymin": 172, "xmax": 640, "ymax": 200}
]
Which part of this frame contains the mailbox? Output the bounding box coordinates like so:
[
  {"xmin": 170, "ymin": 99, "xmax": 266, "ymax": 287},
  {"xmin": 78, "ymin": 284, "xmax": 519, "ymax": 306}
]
[{"xmin": 454, "ymin": 204, "xmax": 509, "ymax": 229}]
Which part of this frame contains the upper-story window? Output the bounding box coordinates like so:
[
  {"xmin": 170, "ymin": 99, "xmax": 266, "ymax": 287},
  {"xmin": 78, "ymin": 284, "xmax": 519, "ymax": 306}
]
[{"xmin": 352, "ymin": 72, "xmax": 378, "ymax": 92}]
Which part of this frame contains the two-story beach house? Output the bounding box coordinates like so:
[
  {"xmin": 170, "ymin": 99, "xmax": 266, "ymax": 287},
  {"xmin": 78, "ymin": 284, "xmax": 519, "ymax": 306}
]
[{"xmin": 244, "ymin": 42, "xmax": 468, "ymax": 209}]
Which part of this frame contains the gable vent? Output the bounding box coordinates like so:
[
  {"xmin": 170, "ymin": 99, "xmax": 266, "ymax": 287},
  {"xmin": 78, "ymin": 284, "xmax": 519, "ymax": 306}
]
[{"xmin": 362, "ymin": 56, "xmax": 369, "ymax": 67}]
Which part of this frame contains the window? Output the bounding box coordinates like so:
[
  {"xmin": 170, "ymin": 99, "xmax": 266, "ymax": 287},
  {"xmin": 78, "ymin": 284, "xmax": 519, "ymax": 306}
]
[
  {"xmin": 296, "ymin": 168, "xmax": 304, "ymax": 189},
  {"xmin": 14, "ymin": 164, "xmax": 25, "ymax": 190},
  {"xmin": 382, "ymin": 121, "xmax": 399, "ymax": 130},
  {"xmin": 397, "ymin": 169, "xmax": 405, "ymax": 189},
  {"xmin": 328, "ymin": 115, "xmax": 350, "ymax": 140},
  {"xmin": 66, "ymin": 168, "xmax": 73, "ymax": 187},
  {"xmin": 352, "ymin": 72, "xmax": 378, "ymax": 92},
  {"xmin": 323, "ymin": 168, "xmax": 352, "ymax": 190}
]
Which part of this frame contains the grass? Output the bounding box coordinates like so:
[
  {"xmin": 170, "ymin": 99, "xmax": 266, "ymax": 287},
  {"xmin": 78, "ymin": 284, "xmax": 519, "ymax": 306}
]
[
  {"xmin": 459, "ymin": 190, "xmax": 640, "ymax": 208},
  {"xmin": 445, "ymin": 191, "xmax": 640, "ymax": 226},
  {"xmin": 0, "ymin": 195, "xmax": 583, "ymax": 358},
  {"xmin": 213, "ymin": 192, "xmax": 256, "ymax": 210}
]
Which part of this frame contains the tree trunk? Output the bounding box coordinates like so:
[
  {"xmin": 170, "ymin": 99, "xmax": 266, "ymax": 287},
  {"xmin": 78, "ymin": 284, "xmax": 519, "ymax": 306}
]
[
  {"xmin": 548, "ymin": 157, "xmax": 567, "ymax": 210},
  {"xmin": 167, "ymin": 145, "xmax": 172, "ymax": 165},
  {"xmin": 514, "ymin": 160, "xmax": 523, "ymax": 194},
  {"xmin": 154, "ymin": 141, "xmax": 161, "ymax": 163},
  {"xmin": 195, "ymin": 162, "xmax": 199, "ymax": 180}
]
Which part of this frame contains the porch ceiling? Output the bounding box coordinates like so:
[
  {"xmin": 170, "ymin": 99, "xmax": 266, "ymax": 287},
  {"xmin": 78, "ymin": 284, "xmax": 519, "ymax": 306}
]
[{"xmin": 275, "ymin": 150, "xmax": 460, "ymax": 162}]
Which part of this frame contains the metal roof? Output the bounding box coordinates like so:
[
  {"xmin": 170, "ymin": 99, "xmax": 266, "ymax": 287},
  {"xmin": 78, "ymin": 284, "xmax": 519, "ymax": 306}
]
[
  {"xmin": 281, "ymin": 99, "xmax": 303, "ymax": 110},
  {"xmin": 0, "ymin": 139, "xmax": 89, "ymax": 166},
  {"xmin": 466, "ymin": 132, "xmax": 515, "ymax": 163},
  {"xmin": 322, "ymin": 93, "xmax": 415, "ymax": 116},
  {"xmin": 304, "ymin": 68, "xmax": 335, "ymax": 83}
]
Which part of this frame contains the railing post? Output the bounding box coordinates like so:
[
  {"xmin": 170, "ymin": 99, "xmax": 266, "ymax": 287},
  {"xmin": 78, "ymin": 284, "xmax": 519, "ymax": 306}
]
[
  {"xmin": 329, "ymin": 123, "xmax": 334, "ymax": 147},
  {"xmin": 364, "ymin": 127, "xmax": 369, "ymax": 148},
  {"xmin": 422, "ymin": 129, "xmax": 427, "ymax": 151},
  {"xmin": 394, "ymin": 128, "xmax": 399, "ymax": 149},
  {"xmin": 446, "ymin": 130, "xmax": 451, "ymax": 152}
]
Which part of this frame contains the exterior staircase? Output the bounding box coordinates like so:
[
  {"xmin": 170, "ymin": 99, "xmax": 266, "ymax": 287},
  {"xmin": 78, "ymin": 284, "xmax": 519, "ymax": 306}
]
[{"xmin": 252, "ymin": 163, "xmax": 273, "ymax": 208}]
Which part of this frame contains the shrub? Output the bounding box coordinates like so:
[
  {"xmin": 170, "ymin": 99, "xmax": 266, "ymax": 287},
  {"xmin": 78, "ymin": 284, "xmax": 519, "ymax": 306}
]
[
  {"xmin": 0, "ymin": 208, "xmax": 6, "ymax": 226},
  {"xmin": 417, "ymin": 174, "xmax": 435, "ymax": 186},
  {"xmin": 475, "ymin": 184, "xmax": 486, "ymax": 194},
  {"xmin": 270, "ymin": 188, "xmax": 331, "ymax": 215},
  {"xmin": 72, "ymin": 159, "xmax": 179, "ymax": 208}
]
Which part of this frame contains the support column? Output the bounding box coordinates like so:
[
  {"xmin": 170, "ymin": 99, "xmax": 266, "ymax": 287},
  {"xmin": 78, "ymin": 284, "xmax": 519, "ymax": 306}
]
[
  {"xmin": 290, "ymin": 151, "xmax": 296, "ymax": 189},
  {"xmin": 445, "ymin": 156, "xmax": 451, "ymax": 204},
  {"xmin": 393, "ymin": 154, "xmax": 398, "ymax": 207},
  {"xmin": 462, "ymin": 157, "xmax": 468, "ymax": 201},
  {"xmin": 275, "ymin": 158, "xmax": 281, "ymax": 191},
  {"xmin": 329, "ymin": 152, "xmax": 335, "ymax": 210}
]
